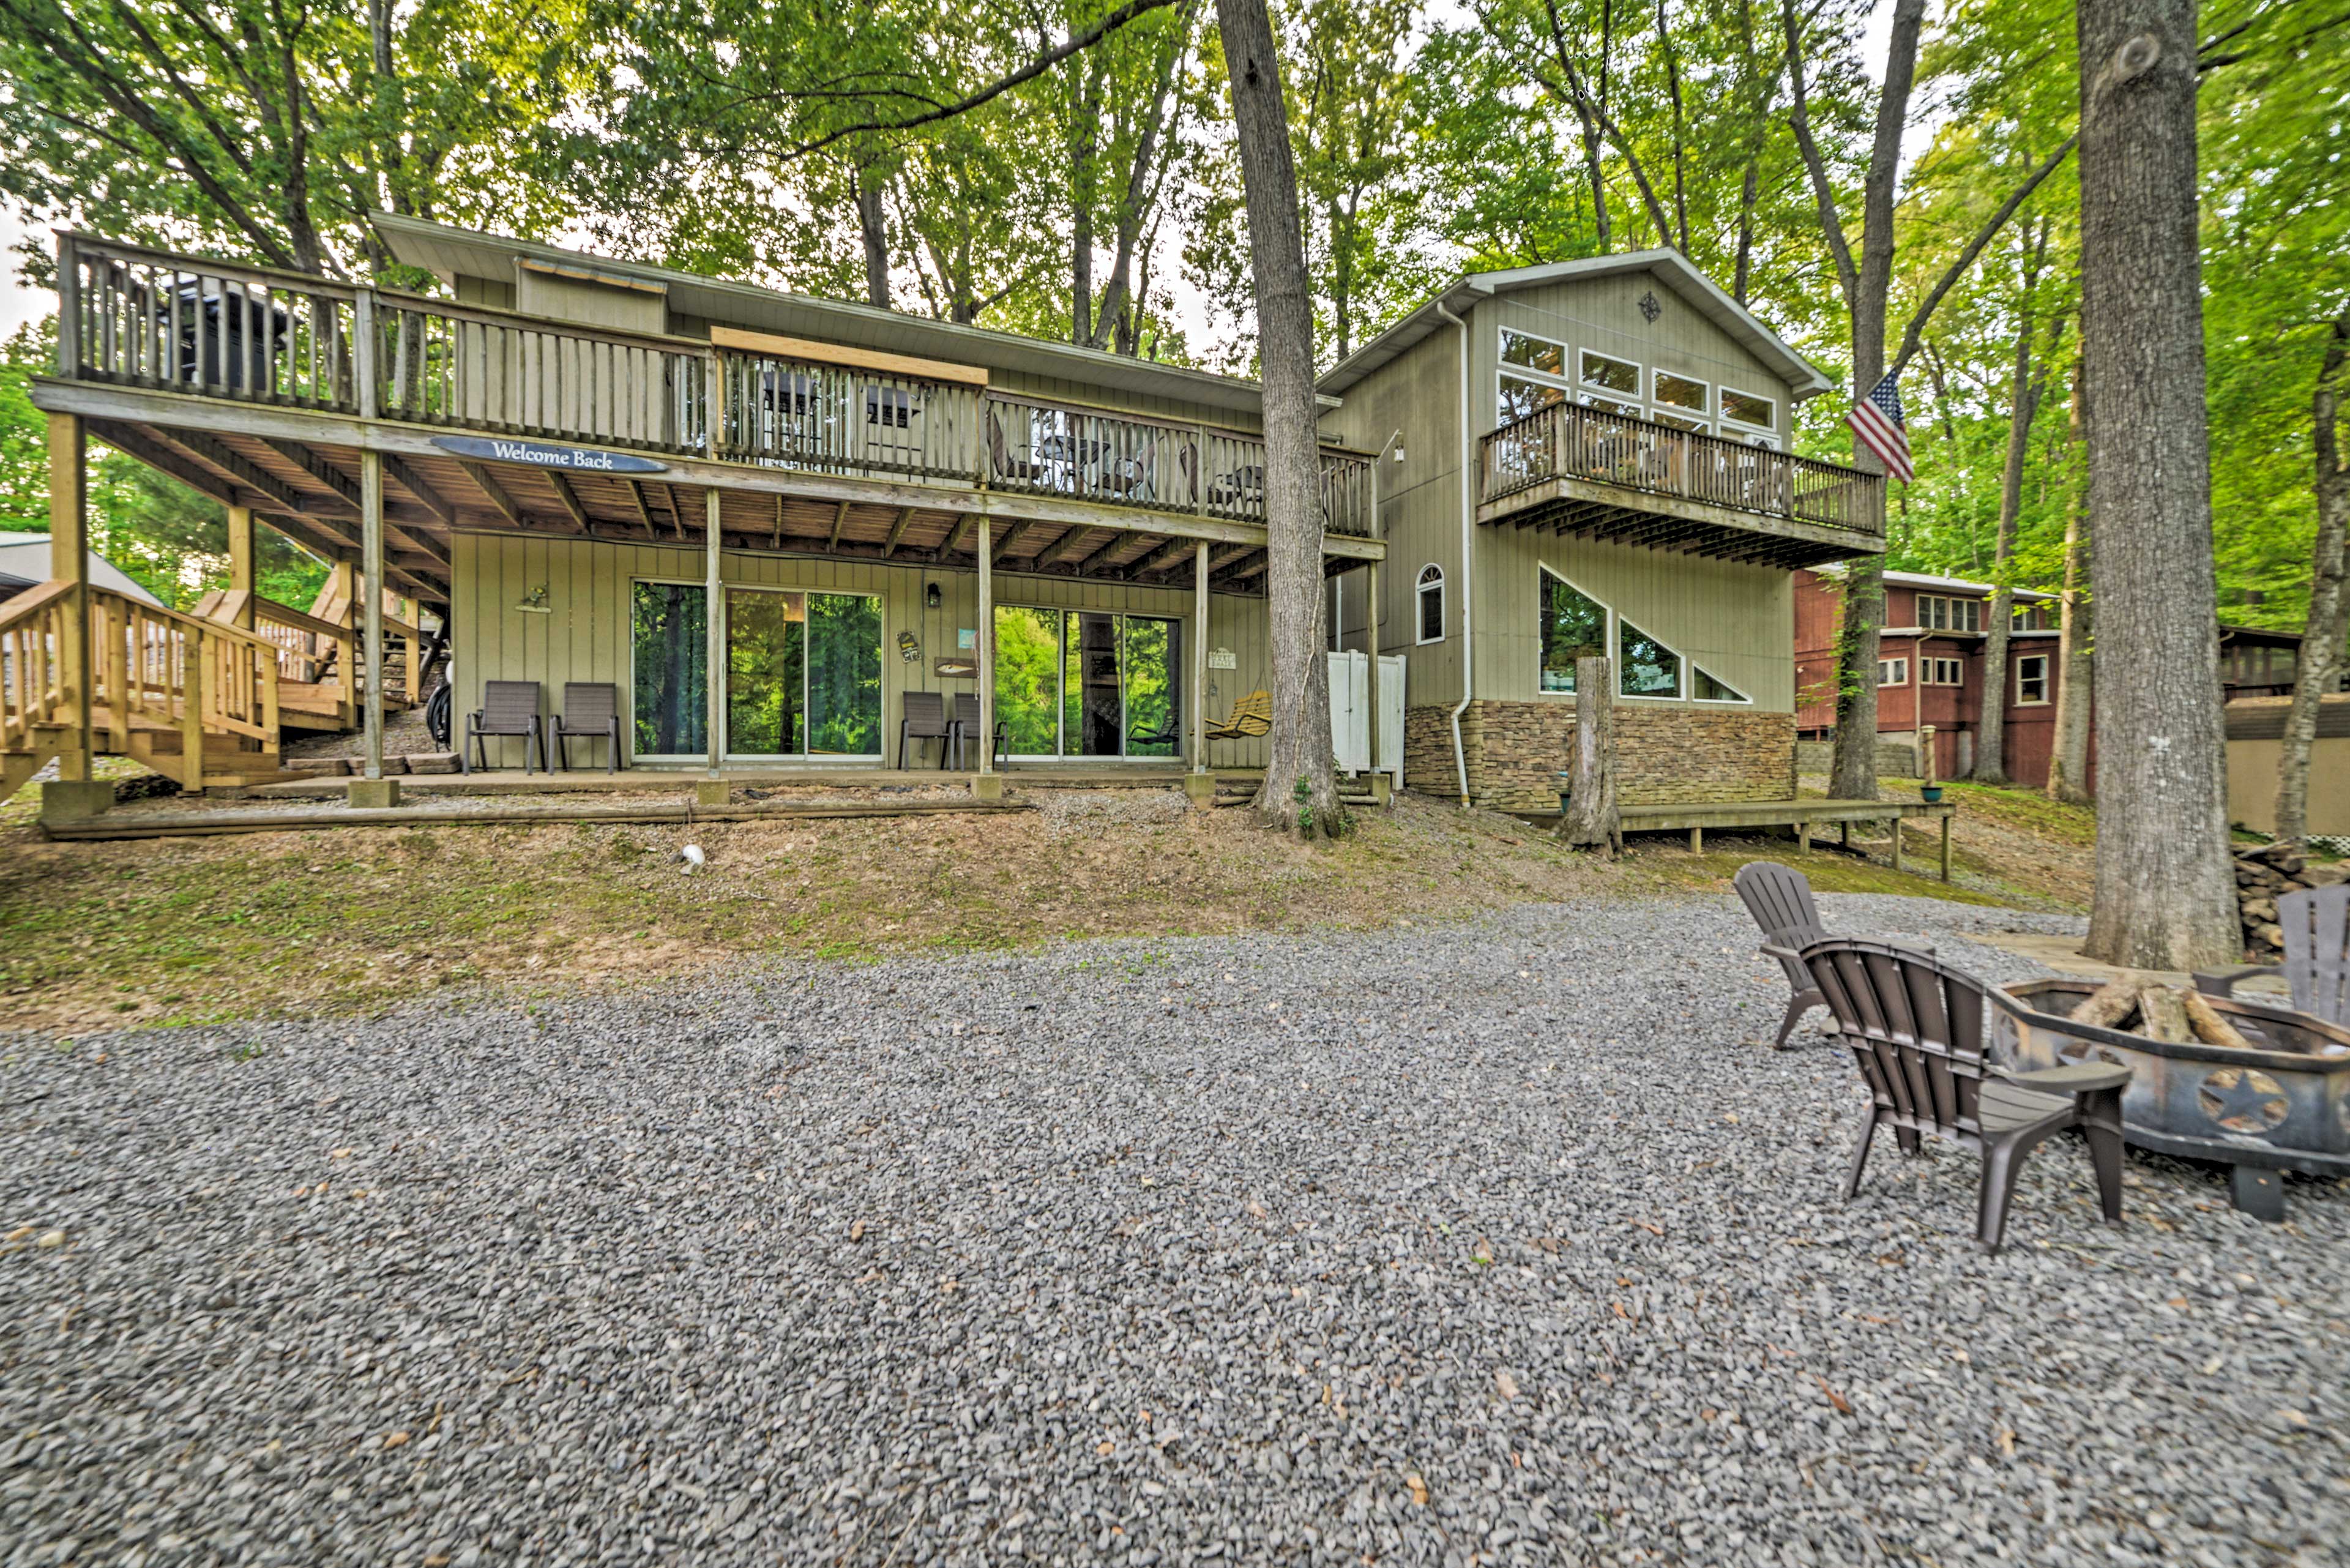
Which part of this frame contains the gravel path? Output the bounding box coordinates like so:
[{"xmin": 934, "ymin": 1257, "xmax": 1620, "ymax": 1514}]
[{"xmin": 4, "ymin": 894, "xmax": 2343, "ymax": 1567}]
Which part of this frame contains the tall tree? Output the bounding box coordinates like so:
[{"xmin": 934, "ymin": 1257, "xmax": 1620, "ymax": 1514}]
[
  {"xmin": 1971, "ymin": 217, "xmax": 2062, "ymax": 784},
  {"xmin": 1215, "ymin": 0, "xmax": 1338, "ymax": 831},
  {"xmin": 2047, "ymin": 364, "xmax": 2096, "ymax": 804},
  {"xmin": 1785, "ymin": 0, "xmax": 2078, "ymax": 803},
  {"xmin": 2074, "ymin": 0, "xmax": 2237, "ymax": 968},
  {"xmin": 2275, "ymin": 316, "xmax": 2350, "ymax": 844}
]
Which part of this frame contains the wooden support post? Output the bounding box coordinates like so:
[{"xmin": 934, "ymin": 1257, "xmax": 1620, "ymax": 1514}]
[
  {"xmin": 1797, "ymin": 819, "xmax": 1811, "ymax": 853},
  {"xmin": 178, "ymin": 622, "xmax": 207, "ymax": 791},
  {"xmin": 976, "ymin": 518, "xmax": 996, "ymax": 783},
  {"xmin": 706, "ymin": 489, "xmax": 724, "ymax": 777},
  {"xmin": 49, "ymin": 413, "xmax": 92, "ymax": 781},
  {"xmin": 360, "ymin": 450, "xmax": 385, "ymax": 780},
  {"xmin": 1690, "ymin": 825, "xmax": 1703, "ymax": 853},
  {"xmin": 1941, "ymin": 812, "xmax": 1953, "ymax": 883},
  {"xmin": 1192, "ymin": 542, "xmax": 1209, "ymax": 776},
  {"xmin": 1559, "ymin": 655, "xmax": 1619, "ymax": 855},
  {"xmin": 1840, "ymin": 820, "xmax": 1851, "ymax": 849},
  {"xmin": 225, "ymin": 506, "xmax": 256, "ymax": 629},
  {"xmin": 1891, "ymin": 812, "xmax": 1904, "ymax": 875}
]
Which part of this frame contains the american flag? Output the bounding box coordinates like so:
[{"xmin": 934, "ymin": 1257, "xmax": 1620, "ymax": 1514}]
[{"xmin": 1846, "ymin": 372, "xmax": 1913, "ymax": 484}]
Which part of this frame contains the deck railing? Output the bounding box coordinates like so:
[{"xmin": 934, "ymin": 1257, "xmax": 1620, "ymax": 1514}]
[
  {"xmin": 58, "ymin": 233, "xmax": 1375, "ymax": 538},
  {"xmin": 1, "ymin": 580, "xmax": 280, "ymax": 797},
  {"xmin": 1479, "ymin": 400, "xmax": 1884, "ymax": 537}
]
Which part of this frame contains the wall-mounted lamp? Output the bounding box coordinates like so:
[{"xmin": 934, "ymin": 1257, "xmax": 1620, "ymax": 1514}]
[
  {"xmin": 1382, "ymin": 429, "xmax": 1407, "ymax": 466},
  {"xmin": 513, "ymin": 584, "xmax": 552, "ymax": 614},
  {"xmin": 925, "ymin": 581, "xmax": 942, "ymax": 609}
]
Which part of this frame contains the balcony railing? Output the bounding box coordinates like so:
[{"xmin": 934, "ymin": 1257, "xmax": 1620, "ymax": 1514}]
[
  {"xmin": 1479, "ymin": 400, "xmax": 1884, "ymax": 538},
  {"xmin": 58, "ymin": 234, "xmax": 1373, "ymax": 538}
]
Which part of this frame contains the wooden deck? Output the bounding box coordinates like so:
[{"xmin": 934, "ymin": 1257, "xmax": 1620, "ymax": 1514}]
[{"xmin": 1520, "ymin": 796, "xmax": 1960, "ymax": 880}]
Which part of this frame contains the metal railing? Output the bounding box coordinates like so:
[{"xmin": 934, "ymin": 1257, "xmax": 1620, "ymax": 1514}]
[
  {"xmin": 1479, "ymin": 400, "xmax": 1885, "ymax": 537},
  {"xmin": 58, "ymin": 233, "xmax": 1375, "ymax": 539}
]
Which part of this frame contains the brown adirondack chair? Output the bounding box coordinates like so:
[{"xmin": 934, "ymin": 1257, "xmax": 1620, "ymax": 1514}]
[
  {"xmin": 2195, "ymin": 883, "xmax": 2350, "ymax": 1025},
  {"xmin": 1797, "ymin": 938, "xmax": 2132, "ymax": 1254},
  {"xmin": 899, "ymin": 691, "xmax": 954, "ymax": 770},
  {"xmin": 546, "ymin": 682, "xmax": 622, "ymax": 772},
  {"xmin": 462, "ymin": 680, "xmax": 545, "ymax": 774},
  {"xmin": 1736, "ymin": 861, "xmax": 1934, "ymax": 1050}
]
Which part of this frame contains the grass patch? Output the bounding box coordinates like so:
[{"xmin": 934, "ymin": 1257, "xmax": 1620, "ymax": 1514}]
[{"xmin": 1914, "ymin": 780, "xmax": 2097, "ymax": 848}]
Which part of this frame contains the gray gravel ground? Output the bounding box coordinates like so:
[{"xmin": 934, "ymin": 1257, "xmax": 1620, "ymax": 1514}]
[{"xmin": 3, "ymin": 893, "xmax": 2344, "ymax": 1568}]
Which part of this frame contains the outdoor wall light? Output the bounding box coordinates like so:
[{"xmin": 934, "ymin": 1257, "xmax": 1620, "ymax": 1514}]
[{"xmin": 925, "ymin": 581, "xmax": 942, "ymax": 608}]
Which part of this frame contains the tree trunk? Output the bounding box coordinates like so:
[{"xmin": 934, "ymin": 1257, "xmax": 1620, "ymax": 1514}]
[
  {"xmin": 2275, "ymin": 315, "xmax": 2350, "ymax": 843},
  {"xmin": 1559, "ymin": 656, "xmax": 1619, "ymax": 852},
  {"xmin": 1218, "ymin": 0, "xmax": 1338, "ymax": 835},
  {"xmin": 1974, "ymin": 258, "xmax": 2050, "ymax": 785},
  {"xmin": 2048, "ymin": 479, "xmax": 2096, "ymax": 805},
  {"xmin": 856, "ymin": 166, "xmax": 891, "ymax": 310},
  {"xmin": 1818, "ymin": 0, "xmax": 1923, "ymax": 805},
  {"xmin": 2076, "ymin": 0, "xmax": 2239, "ymax": 969}
]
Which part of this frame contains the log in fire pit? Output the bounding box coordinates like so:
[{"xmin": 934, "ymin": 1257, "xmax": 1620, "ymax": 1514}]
[{"xmin": 1992, "ymin": 977, "xmax": 2350, "ymax": 1220}]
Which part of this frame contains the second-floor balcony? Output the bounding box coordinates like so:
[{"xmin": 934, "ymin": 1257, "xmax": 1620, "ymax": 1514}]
[
  {"xmin": 45, "ymin": 235, "xmax": 1377, "ymax": 600},
  {"xmin": 1477, "ymin": 400, "xmax": 1885, "ymax": 568}
]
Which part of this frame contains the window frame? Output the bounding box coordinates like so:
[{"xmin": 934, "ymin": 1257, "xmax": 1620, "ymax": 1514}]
[
  {"xmin": 1578, "ymin": 348, "xmax": 1644, "ymax": 404},
  {"xmin": 1497, "ymin": 327, "xmax": 1572, "ymax": 427},
  {"xmin": 1615, "ymin": 614, "xmax": 1685, "ymax": 702},
  {"xmin": 1650, "ymin": 368, "xmax": 1712, "ymax": 428},
  {"xmin": 1877, "ymin": 655, "xmax": 1911, "ymax": 687},
  {"xmin": 1416, "ymin": 563, "xmax": 1446, "ymax": 646},
  {"xmin": 1718, "ymin": 385, "xmax": 1778, "ymax": 438},
  {"xmin": 2015, "ymin": 652, "xmax": 2051, "ymax": 706},
  {"xmin": 1537, "ymin": 564, "xmax": 1610, "ymax": 693},
  {"xmin": 1691, "ymin": 665, "xmax": 1753, "ymax": 705},
  {"xmin": 1923, "ymin": 657, "xmax": 1965, "ymax": 687}
]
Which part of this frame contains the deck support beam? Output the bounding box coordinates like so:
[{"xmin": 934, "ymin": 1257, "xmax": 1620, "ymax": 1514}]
[
  {"xmin": 976, "ymin": 518, "xmax": 995, "ymax": 783},
  {"xmin": 360, "ymin": 450, "xmax": 386, "ymax": 782},
  {"xmin": 1192, "ymin": 542, "xmax": 1209, "ymax": 777},
  {"xmin": 225, "ymin": 506, "xmax": 256, "ymax": 629},
  {"xmin": 49, "ymin": 413, "xmax": 94, "ymax": 782},
  {"xmin": 706, "ymin": 490, "xmax": 724, "ymax": 777}
]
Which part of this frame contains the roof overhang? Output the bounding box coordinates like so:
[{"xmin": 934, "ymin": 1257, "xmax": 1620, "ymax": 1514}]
[
  {"xmin": 371, "ymin": 213, "xmax": 1324, "ymax": 419},
  {"xmin": 1317, "ymin": 250, "xmax": 1836, "ymax": 401}
]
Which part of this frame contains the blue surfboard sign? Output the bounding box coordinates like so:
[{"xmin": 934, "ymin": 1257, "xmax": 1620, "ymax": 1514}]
[{"xmin": 430, "ymin": 434, "xmax": 668, "ymax": 474}]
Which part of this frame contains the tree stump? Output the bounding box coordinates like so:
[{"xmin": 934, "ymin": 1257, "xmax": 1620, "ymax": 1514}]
[{"xmin": 1559, "ymin": 656, "xmax": 1620, "ymax": 855}]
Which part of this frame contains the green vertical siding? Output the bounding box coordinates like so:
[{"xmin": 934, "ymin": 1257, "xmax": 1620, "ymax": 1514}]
[{"xmin": 448, "ymin": 532, "xmax": 1274, "ymax": 769}]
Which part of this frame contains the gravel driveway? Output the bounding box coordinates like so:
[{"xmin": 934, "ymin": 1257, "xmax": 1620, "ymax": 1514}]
[{"xmin": 4, "ymin": 894, "xmax": 2343, "ymax": 1567}]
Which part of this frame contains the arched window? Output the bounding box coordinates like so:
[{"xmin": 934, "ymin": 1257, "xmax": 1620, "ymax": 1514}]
[{"xmin": 1416, "ymin": 564, "xmax": 1445, "ymax": 644}]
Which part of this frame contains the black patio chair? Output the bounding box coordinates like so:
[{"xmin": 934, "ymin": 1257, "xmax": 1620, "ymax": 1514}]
[
  {"xmin": 949, "ymin": 693, "xmax": 1008, "ymax": 771},
  {"xmin": 462, "ymin": 680, "xmax": 544, "ymax": 774},
  {"xmin": 900, "ymin": 690, "xmax": 954, "ymax": 770},
  {"xmin": 546, "ymin": 681, "xmax": 622, "ymax": 773},
  {"xmin": 1797, "ymin": 938, "xmax": 2130, "ymax": 1254}
]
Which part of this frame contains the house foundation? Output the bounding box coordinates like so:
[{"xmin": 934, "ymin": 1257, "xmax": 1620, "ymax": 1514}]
[{"xmin": 1406, "ymin": 701, "xmax": 1796, "ymax": 813}]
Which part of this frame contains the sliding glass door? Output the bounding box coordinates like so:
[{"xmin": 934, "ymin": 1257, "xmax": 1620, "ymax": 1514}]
[
  {"xmin": 632, "ymin": 581, "xmax": 708, "ymax": 758},
  {"xmin": 725, "ymin": 587, "xmax": 882, "ymax": 758},
  {"xmin": 992, "ymin": 607, "xmax": 1181, "ymax": 760}
]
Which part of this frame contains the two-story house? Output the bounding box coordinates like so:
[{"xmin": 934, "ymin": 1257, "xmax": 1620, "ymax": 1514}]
[
  {"xmin": 1315, "ymin": 254, "xmax": 1886, "ymax": 812},
  {"xmin": 21, "ymin": 217, "xmax": 1392, "ymax": 794},
  {"xmin": 1795, "ymin": 569, "xmax": 2312, "ymax": 791}
]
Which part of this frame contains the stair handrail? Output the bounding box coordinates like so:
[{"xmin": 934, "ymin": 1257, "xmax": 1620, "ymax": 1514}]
[
  {"xmin": 87, "ymin": 586, "xmax": 282, "ymax": 788},
  {"xmin": 2, "ymin": 580, "xmax": 79, "ymax": 763}
]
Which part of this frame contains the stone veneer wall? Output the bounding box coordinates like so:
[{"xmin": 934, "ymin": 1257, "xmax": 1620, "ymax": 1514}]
[{"xmin": 1405, "ymin": 701, "xmax": 1796, "ymax": 811}]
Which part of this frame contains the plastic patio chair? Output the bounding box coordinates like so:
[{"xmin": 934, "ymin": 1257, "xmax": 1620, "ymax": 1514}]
[
  {"xmin": 2195, "ymin": 883, "xmax": 2350, "ymax": 1025},
  {"xmin": 546, "ymin": 682, "xmax": 622, "ymax": 773},
  {"xmin": 899, "ymin": 690, "xmax": 955, "ymax": 770},
  {"xmin": 1796, "ymin": 937, "xmax": 2131, "ymax": 1254},
  {"xmin": 462, "ymin": 680, "xmax": 545, "ymax": 774},
  {"xmin": 1737, "ymin": 861, "xmax": 1933, "ymax": 1050}
]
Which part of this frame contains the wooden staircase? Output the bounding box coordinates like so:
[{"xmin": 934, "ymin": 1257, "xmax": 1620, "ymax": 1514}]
[
  {"xmin": 188, "ymin": 581, "xmax": 423, "ymax": 736},
  {"xmin": 3, "ymin": 580, "xmax": 285, "ymax": 804}
]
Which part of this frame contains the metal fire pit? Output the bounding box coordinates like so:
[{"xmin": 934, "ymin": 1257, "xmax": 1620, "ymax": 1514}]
[{"xmin": 1991, "ymin": 977, "xmax": 2350, "ymax": 1220}]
